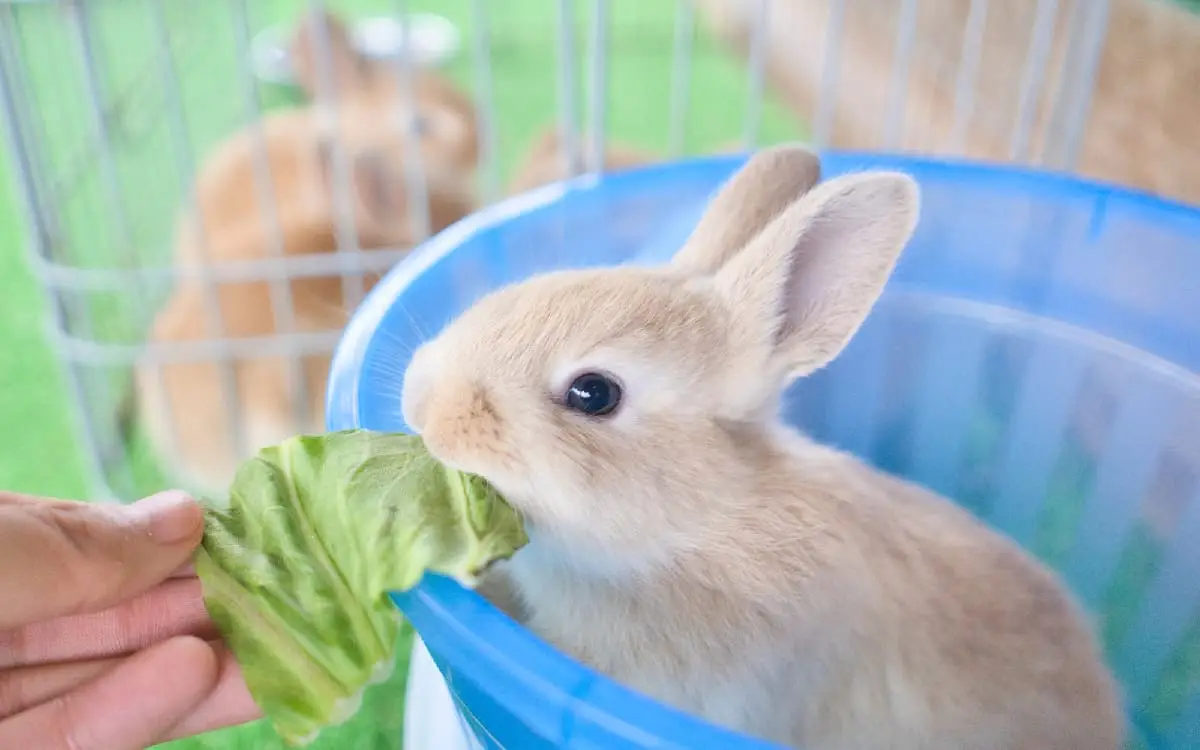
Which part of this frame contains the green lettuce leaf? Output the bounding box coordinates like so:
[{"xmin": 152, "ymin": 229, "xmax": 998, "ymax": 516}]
[{"xmin": 194, "ymin": 429, "xmax": 528, "ymax": 746}]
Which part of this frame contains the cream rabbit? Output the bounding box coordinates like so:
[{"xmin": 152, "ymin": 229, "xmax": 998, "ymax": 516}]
[
  {"xmin": 132, "ymin": 9, "xmax": 480, "ymax": 496},
  {"xmin": 401, "ymin": 145, "xmax": 1123, "ymax": 749}
]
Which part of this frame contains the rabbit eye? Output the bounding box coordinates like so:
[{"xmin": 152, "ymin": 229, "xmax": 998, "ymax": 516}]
[{"xmin": 564, "ymin": 372, "xmax": 622, "ymax": 417}]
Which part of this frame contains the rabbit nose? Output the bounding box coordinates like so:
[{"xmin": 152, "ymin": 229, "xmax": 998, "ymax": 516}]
[{"xmin": 420, "ymin": 380, "xmax": 505, "ymax": 464}]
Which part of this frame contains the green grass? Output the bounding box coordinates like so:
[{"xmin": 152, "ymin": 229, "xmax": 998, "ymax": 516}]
[
  {"xmin": 0, "ymin": 167, "xmax": 90, "ymax": 498},
  {"xmin": 0, "ymin": 1, "xmax": 801, "ymax": 747}
]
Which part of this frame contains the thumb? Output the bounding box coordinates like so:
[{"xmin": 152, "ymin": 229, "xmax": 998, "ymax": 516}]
[{"xmin": 0, "ymin": 491, "xmax": 204, "ymax": 630}]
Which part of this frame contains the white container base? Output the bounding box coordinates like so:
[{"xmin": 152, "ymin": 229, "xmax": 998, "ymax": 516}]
[{"xmin": 403, "ymin": 636, "xmax": 479, "ymax": 750}]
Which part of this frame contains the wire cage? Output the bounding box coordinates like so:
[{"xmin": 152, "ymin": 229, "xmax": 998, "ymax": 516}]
[
  {"xmin": 0, "ymin": 0, "xmax": 1130, "ymax": 502},
  {"xmin": 3, "ymin": 1, "xmax": 1200, "ymax": 749}
]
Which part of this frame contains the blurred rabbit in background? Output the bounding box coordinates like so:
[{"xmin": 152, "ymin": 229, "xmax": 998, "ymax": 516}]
[
  {"xmin": 131, "ymin": 9, "xmax": 482, "ymax": 496},
  {"xmin": 696, "ymin": 0, "xmax": 1200, "ymax": 206}
]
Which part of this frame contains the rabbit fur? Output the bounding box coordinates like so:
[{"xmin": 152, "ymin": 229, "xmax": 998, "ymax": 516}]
[{"xmin": 401, "ymin": 145, "xmax": 1124, "ymax": 749}]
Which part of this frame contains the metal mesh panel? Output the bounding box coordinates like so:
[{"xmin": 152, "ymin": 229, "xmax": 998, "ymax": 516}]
[{"xmin": 0, "ymin": 0, "xmax": 1117, "ymax": 499}]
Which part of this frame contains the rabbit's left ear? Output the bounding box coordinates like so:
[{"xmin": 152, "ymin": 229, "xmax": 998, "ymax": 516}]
[
  {"xmin": 290, "ymin": 9, "xmax": 371, "ymax": 102},
  {"xmin": 671, "ymin": 144, "xmax": 822, "ymax": 277},
  {"xmin": 714, "ymin": 171, "xmax": 920, "ymax": 380}
]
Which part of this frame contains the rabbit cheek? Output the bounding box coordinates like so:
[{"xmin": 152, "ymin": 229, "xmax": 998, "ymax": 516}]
[{"xmin": 521, "ymin": 424, "xmax": 652, "ymax": 559}]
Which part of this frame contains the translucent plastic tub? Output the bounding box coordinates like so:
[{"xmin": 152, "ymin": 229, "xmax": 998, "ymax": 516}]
[{"xmin": 327, "ymin": 152, "xmax": 1200, "ymax": 749}]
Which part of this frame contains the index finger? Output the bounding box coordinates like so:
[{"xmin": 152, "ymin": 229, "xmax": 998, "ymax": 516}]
[{"xmin": 0, "ymin": 492, "xmax": 203, "ymax": 629}]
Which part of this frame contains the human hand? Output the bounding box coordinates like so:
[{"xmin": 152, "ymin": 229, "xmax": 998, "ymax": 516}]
[{"xmin": 0, "ymin": 490, "xmax": 262, "ymax": 749}]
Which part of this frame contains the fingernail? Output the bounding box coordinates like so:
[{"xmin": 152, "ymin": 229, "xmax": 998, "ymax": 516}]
[{"xmin": 128, "ymin": 490, "xmax": 202, "ymax": 544}]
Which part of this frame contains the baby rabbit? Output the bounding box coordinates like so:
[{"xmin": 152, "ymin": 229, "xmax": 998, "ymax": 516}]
[
  {"xmin": 402, "ymin": 145, "xmax": 1123, "ymax": 749},
  {"xmin": 175, "ymin": 8, "xmax": 479, "ymax": 268},
  {"xmin": 133, "ymin": 9, "xmax": 480, "ymax": 496}
]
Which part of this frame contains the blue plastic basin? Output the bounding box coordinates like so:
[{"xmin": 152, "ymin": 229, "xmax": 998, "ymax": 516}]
[{"xmin": 328, "ymin": 152, "xmax": 1200, "ymax": 749}]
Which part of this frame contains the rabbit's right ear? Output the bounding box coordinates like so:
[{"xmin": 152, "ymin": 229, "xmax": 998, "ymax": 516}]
[
  {"xmin": 671, "ymin": 144, "xmax": 821, "ymax": 276},
  {"xmin": 714, "ymin": 171, "xmax": 920, "ymax": 380},
  {"xmin": 290, "ymin": 10, "xmax": 370, "ymax": 101}
]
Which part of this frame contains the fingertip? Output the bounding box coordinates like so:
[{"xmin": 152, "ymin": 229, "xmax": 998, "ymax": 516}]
[
  {"xmin": 128, "ymin": 491, "xmax": 204, "ymax": 546},
  {"xmin": 3, "ymin": 498, "xmax": 203, "ymax": 627}
]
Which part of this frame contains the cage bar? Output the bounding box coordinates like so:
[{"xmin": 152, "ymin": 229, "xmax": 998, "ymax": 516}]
[
  {"xmin": 2, "ymin": 8, "xmax": 58, "ymax": 257},
  {"xmin": 66, "ymin": 0, "xmax": 137, "ymax": 268},
  {"xmin": 0, "ymin": 7, "xmax": 112, "ymax": 498},
  {"xmin": 812, "ymin": 0, "xmax": 846, "ymax": 150},
  {"xmin": 949, "ymin": 0, "xmax": 990, "ymax": 154},
  {"xmin": 1008, "ymin": 0, "xmax": 1060, "ymax": 162},
  {"xmin": 555, "ymin": 0, "xmax": 582, "ymax": 180},
  {"xmin": 49, "ymin": 328, "xmax": 345, "ymax": 368},
  {"xmin": 146, "ymin": 0, "xmax": 240, "ymax": 475},
  {"xmin": 305, "ymin": 0, "xmax": 369, "ymax": 314},
  {"xmin": 667, "ymin": 0, "xmax": 694, "ymax": 157},
  {"xmin": 1044, "ymin": 0, "xmax": 1112, "ymax": 170},
  {"xmin": 66, "ymin": 0, "xmax": 149, "ymax": 494},
  {"xmin": 469, "ymin": 0, "xmax": 500, "ymax": 202},
  {"xmin": 37, "ymin": 247, "xmax": 412, "ymax": 294},
  {"xmin": 883, "ymin": 0, "xmax": 920, "ymax": 150},
  {"xmin": 227, "ymin": 0, "xmax": 303, "ymax": 458},
  {"xmin": 585, "ymin": 0, "xmax": 609, "ymax": 173},
  {"xmin": 392, "ymin": 0, "xmax": 434, "ymax": 244},
  {"xmin": 742, "ymin": 0, "xmax": 768, "ymax": 149}
]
